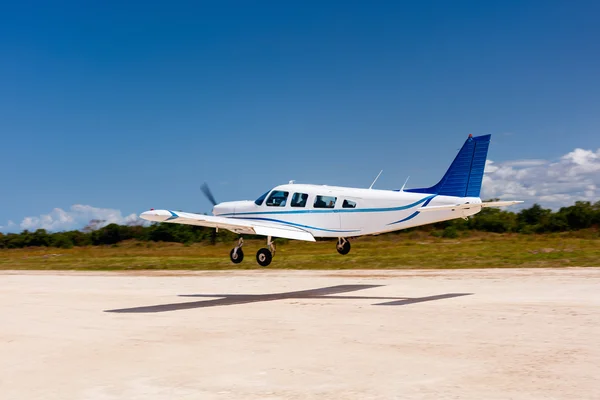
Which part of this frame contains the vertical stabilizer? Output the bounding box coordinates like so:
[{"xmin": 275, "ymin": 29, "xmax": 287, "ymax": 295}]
[{"xmin": 404, "ymin": 134, "xmax": 491, "ymax": 197}]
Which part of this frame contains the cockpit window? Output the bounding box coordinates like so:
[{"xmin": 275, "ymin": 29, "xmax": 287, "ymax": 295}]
[
  {"xmin": 254, "ymin": 191, "xmax": 269, "ymax": 206},
  {"xmin": 266, "ymin": 191, "xmax": 289, "ymax": 207}
]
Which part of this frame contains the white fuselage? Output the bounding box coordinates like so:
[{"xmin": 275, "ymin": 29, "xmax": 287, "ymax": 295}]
[{"xmin": 213, "ymin": 184, "xmax": 482, "ymax": 238}]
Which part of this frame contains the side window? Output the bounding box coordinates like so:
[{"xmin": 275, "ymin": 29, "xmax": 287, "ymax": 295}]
[
  {"xmin": 291, "ymin": 193, "xmax": 308, "ymax": 208},
  {"xmin": 266, "ymin": 191, "xmax": 289, "ymax": 207},
  {"xmin": 342, "ymin": 199, "xmax": 357, "ymax": 208},
  {"xmin": 314, "ymin": 195, "xmax": 337, "ymax": 209}
]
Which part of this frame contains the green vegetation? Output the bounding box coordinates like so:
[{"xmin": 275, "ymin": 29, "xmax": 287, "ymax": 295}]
[
  {"xmin": 0, "ymin": 231, "xmax": 598, "ymax": 270},
  {"xmin": 0, "ymin": 201, "xmax": 598, "ymax": 270}
]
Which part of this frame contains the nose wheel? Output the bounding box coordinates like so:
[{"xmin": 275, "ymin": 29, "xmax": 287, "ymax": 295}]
[
  {"xmin": 336, "ymin": 237, "xmax": 351, "ymax": 255},
  {"xmin": 229, "ymin": 238, "xmax": 244, "ymax": 264}
]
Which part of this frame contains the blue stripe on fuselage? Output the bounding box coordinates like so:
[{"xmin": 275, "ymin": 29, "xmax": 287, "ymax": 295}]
[
  {"xmin": 218, "ymin": 195, "xmax": 436, "ymax": 217},
  {"xmin": 230, "ymin": 217, "xmax": 361, "ymax": 233},
  {"xmin": 387, "ymin": 211, "xmax": 420, "ymax": 225}
]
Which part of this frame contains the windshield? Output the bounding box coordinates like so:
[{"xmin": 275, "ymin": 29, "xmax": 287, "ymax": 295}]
[{"xmin": 254, "ymin": 191, "xmax": 270, "ymax": 206}]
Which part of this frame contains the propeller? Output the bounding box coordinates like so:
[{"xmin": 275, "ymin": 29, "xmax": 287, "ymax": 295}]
[
  {"xmin": 201, "ymin": 183, "xmax": 219, "ymax": 244},
  {"xmin": 201, "ymin": 183, "xmax": 218, "ymax": 206}
]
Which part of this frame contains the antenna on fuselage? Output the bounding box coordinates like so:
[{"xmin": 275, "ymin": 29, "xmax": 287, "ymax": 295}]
[
  {"xmin": 400, "ymin": 176, "xmax": 410, "ymax": 192},
  {"xmin": 369, "ymin": 170, "xmax": 383, "ymax": 189}
]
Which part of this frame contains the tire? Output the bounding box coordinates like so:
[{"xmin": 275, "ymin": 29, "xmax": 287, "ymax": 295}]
[
  {"xmin": 256, "ymin": 248, "xmax": 272, "ymax": 267},
  {"xmin": 230, "ymin": 248, "xmax": 244, "ymax": 264},
  {"xmin": 336, "ymin": 240, "xmax": 351, "ymax": 255}
]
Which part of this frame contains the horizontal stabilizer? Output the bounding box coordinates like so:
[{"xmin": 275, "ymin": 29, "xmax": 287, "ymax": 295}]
[
  {"xmin": 480, "ymin": 200, "xmax": 524, "ymax": 208},
  {"xmin": 418, "ymin": 200, "xmax": 523, "ymax": 212}
]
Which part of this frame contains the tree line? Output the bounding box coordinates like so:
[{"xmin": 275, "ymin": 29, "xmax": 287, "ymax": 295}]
[{"xmin": 1, "ymin": 201, "xmax": 599, "ymax": 249}]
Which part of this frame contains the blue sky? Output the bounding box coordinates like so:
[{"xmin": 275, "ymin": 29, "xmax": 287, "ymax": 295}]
[{"xmin": 1, "ymin": 1, "xmax": 599, "ymax": 232}]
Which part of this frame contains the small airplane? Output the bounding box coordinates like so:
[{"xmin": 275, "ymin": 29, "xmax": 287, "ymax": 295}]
[{"xmin": 140, "ymin": 134, "xmax": 522, "ymax": 266}]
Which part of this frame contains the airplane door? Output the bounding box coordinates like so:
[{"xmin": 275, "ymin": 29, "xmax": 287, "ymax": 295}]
[{"xmin": 339, "ymin": 198, "xmax": 363, "ymax": 231}]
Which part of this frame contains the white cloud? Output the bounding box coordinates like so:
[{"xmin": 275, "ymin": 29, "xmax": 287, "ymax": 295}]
[
  {"xmin": 482, "ymin": 148, "xmax": 600, "ymax": 209},
  {"xmin": 0, "ymin": 220, "xmax": 16, "ymax": 231},
  {"xmin": 7, "ymin": 205, "xmax": 147, "ymax": 232}
]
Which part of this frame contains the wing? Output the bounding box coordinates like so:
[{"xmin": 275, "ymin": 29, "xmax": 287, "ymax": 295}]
[
  {"xmin": 140, "ymin": 210, "xmax": 316, "ymax": 242},
  {"xmin": 418, "ymin": 200, "xmax": 523, "ymax": 212}
]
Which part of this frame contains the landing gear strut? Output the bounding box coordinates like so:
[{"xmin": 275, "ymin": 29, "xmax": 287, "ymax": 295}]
[
  {"xmin": 229, "ymin": 237, "xmax": 244, "ymax": 264},
  {"xmin": 336, "ymin": 237, "xmax": 351, "ymax": 255},
  {"xmin": 256, "ymin": 236, "xmax": 275, "ymax": 267}
]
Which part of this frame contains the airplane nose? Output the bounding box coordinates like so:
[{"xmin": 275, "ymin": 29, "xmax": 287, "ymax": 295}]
[{"xmin": 212, "ymin": 203, "xmax": 234, "ymax": 216}]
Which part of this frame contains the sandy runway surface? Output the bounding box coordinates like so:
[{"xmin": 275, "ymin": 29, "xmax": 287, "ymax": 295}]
[{"xmin": 1, "ymin": 268, "xmax": 600, "ymax": 399}]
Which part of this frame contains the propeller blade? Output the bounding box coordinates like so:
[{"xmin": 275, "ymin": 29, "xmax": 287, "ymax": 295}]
[{"xmin": 201, "ymin": 183, "xmax": 218, "ymax": 206}]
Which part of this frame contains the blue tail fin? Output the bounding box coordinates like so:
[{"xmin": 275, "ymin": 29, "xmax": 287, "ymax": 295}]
[{"xmin": 405, "ymin": 134, "xmax": 491, "ymax": 197}]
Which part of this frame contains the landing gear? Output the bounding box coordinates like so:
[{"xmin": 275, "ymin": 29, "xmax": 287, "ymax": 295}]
[
  {"xmin": 256, "ymin": 236, "xmax": 276, "ymax": 267},
  {"xmin": 256, "ymin": 248, "xmax": 272, "ymax": 267},
  {"xmin": 228, "ymin": 236, "xmax": 276, "ymax": 266},
  {"xmin": 336, "ymin": 237, "xmax": 351, "ymax": 255},
  {"xmin": 229, "ymin": 238, "xmax": 244, "ymax": 264}
]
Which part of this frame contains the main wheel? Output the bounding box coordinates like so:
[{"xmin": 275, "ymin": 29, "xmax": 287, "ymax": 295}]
[
  {"xmin": 230, "ymin": 248, "xmax": 244, "ymax": 264},
  {"xmin": 336, "ymin": 240, "xmax": 351, "ymax": 255},
  {"xmin": 256, "ymin": 248, "xmax": 273, "ymax": 267}
]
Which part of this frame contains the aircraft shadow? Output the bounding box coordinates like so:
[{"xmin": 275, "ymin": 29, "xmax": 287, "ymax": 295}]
[{"xmin": 105, "ymin": 285, "xmax": 472, "ymax": 314}]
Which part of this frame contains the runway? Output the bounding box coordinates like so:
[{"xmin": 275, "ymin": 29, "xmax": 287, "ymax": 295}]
[{"xmin": 2, "ymin": 268, "xmax": 599, "ymax": 399}]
